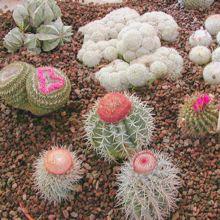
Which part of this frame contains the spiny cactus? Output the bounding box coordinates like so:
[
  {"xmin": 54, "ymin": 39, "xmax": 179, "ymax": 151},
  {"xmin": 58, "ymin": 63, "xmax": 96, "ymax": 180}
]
[
  {"xmin": 3, "ymin": 28, "xmax": 24, "ymax": 53},
  {"xmin": 179, "ymin": 0, "xmax": 215, "ymax": 9},
  {"xmin": 189, "ymin": 29, "xmax": 213, "ymax": 47},
  {"xmin": 205, "ymin": 14, "xmax": 220, "ymax": 35},
  {"xmin": 37, "ymin": 18, "xmax": 73, "ymax": 52},
  {"xmin": 117, "ymin": 150, "xmax": 181, "ymax": 220},
  {"xmin": 178, "ymin": 93, "xmax": 219, "ymax": 136},
  {"xmin": 203, "ymin": 62, "xmax": 220, "ymax": 84},
  {"xmin": 189, "ymin": 46, "xmax": 211, "ymax": 65},
  {"xmin": 85, "ymin": 93, "xmax": 154, "ymax": 161},
  {"xmin": 26, "ymin": 66, "xmax": 71, "ymax": 115},
  {"xmin": 0, "ymin": 62, "xmax": 35, "ymax": 110},
  {"xmin": 34, "ymin": 146, "xmax": 82, "ymax": 203}
]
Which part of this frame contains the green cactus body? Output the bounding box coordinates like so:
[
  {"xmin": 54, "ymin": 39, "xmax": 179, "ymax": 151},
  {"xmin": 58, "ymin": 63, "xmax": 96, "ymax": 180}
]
[
  {"xmin": 0, "ymin": 62, "xmax": 35, "ymax": 110},
  {"xmin": 180, "ymin": 0, "xmax": 214, "ymax": 9},
  {"xmin": 26, "ymin": 66, "xmax": 71, "ymax": 115},
  {"xmin": 179, "ymin": 93, "xmax": 219, "ymax": 136},
  {"xmin": 85, "ymin": 93, "xmax": 154, "ymax": 161},
  {"xmin": 24, "ymin": 34, "xmax": 42, "ymax": 54}
]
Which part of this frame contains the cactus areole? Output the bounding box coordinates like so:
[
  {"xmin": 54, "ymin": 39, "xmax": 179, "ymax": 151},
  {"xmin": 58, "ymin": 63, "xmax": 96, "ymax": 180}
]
[
  {"xmin": 97, "ymin": 93, "xmax": 132, "ymax": 123},
  {"xmin": 132, "ymin": 150, "xmax": 157, "ymax": 174},
  {"xmin": 37, "ymin": 67, "xmax": 65, "ymax": 95},
  {"xmin": 44, "ymin": 148, "xmax": 73, "ymax": 175}
]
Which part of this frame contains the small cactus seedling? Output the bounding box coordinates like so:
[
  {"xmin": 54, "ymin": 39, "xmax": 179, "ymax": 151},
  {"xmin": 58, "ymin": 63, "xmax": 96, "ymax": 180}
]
[
  {"xmin": 117, "ymin": 150, "xmax": 181, "ymax": 220},
  {"xmin": 178, "ymin": 93, "xmax": 219, "ymax": 136},
  {"xmin": 85, "ymin": 93, "xmax": 154, "ymax": 161},
  {"xmin": 34, "ymin": 147, "xmax": 82, "ymax": 203},
  {"xmin": 26, "ymin": 66, "xmax": 71, "ymax": 115}
]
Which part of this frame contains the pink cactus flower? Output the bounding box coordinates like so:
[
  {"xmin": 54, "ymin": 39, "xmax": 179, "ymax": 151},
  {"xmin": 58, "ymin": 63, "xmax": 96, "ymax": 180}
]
[{"xmin": 193, "ymin": 94, "xmax": 211, "ymax": 112}]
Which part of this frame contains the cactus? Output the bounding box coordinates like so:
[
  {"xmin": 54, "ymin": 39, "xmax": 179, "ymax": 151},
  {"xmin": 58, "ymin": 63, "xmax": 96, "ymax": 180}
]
[
  {"xmin": 24, "ymin": 34, "xmax": 42, "ymax": 54},
  {"xmin": 217, "ymin": 32, "xmax": 220, "ymax": 45},
  {"xmin": 189, "ymin": 29, "xmax": 212, "ymax": 47},
  {"xmin": 178, "ymin": 93, "xmax": 219, "ymax": 136},
  {"xmin": 212, "ymin": 47, "xmax": 220, "ymax": 62},
  {"xmin": 205, "ymin": 14, "xmax": 220, "ymax": 35},
  {"xmin": 116, "ymin": 150, "xmax": 181, "ymax": 220},
  {"xmin": 189, "ymin": 46, "xmax": 211, "ymax": 65},
  {"xmin": 203, "ymin": 62, "xmax": 220, "ymax": 85},
  {"xmin": 0, "ymin": 62, "xmax": 35, "ymax": 110},
  {"xmin": 34, "ymin": 146, "xmax": 82, "ymax": 203},
  {"xmin": 37, "ymin": 18, "xmax": 73, "ymax": 52},
  {"xmin": 26, "ymin": 66, "xmax": 71, "ymax": 115},
  {"xmin": 3, "ymin": 28, "xmax": 24, "ymax": 53},
  {"xmin": 179, "ymin": 0, "xmax": 214, "ymax": 9},
  {"xmin": 85, "ymin": 93, "xmax": 154, "ymax": 161}
]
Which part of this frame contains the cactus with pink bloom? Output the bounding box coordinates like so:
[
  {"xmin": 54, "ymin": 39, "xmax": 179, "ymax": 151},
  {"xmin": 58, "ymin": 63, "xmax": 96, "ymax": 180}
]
[
  {"xmin": 33, "ymin": 146, "xmax": 82, "ymax": 203},
  {"xmin": 178, "ymin": 93, "xmax": 219, "ymax": 136},
  {"xmin": 116, "ymin": 150, "xmax": 181, "ymax": 220}
]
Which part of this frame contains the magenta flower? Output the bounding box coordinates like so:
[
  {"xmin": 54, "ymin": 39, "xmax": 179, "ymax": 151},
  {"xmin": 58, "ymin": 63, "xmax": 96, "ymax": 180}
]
[{"xmin": 193, "ymin": 94, "xmax": 211, "ymax": 112}]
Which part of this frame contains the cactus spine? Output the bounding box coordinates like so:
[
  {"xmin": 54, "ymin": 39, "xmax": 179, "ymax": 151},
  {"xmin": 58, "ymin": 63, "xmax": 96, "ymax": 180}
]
[{"xmin": 85, "ymin": 93, "xmax": 154, "ymax": 161}]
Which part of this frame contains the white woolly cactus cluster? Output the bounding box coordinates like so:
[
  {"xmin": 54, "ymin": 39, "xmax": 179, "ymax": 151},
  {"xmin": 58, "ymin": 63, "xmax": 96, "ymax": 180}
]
[
  {"xmin": 34, "ymin": 146, "xmax": 82, "ymax": 203},
  {"xmin": 203, "ymin": 62, "xmax": 220, "ymax": 84},
  {"xmin": 212, "ymin": 47, "xmax": 220, "ymax": 62},
  {"xmin": 136, "ymin": 11, "xmax": 180, "ymax": 42},
  {"xmin": 117, "ymin": 150, "xmax": 181, "ymax": 220},
  {"xmin": 189, "ymin": 28, "xmax": 213, "ymax": 47},
  {"xmin": 217, "ymin": 32, "xmax": 220, "ymax": 45},
  {"xmin": 95, "ymin": 60, "xmax": 154, "ymax": 91},
  {"xmin": 132, "ymin": 47, "xmax": 184, "ymax": 80},
  {"xmin": 117, "ymin": 22, "xmax": 161, "ymax": 62},
  {"xmin": 205, "ymin": 14, "xmax": 220, "ymax": 36},
  {"xmin": 189, "ymin": 46, "xmax": 211, "ymax": 65}
]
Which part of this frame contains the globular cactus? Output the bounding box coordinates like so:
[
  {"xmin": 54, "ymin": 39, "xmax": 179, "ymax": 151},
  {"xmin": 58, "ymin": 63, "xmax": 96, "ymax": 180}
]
[
  {"xmin": 212, "ymin": 47, "xmax": 220, "ymax": 62},
  {"xmin": 3, "ymin": 28, "xmax": 24, "ymax": 53},
  {"xmin": 178, "ymin": 0, "xmax": 214, "ymax": 9},
  {"xmin": 117, "ymin": 150, "xmax": 181, "ymax": 220},
  {"xmin": 203, "ymin": 62, "xmax": 220, "ymax": 84},
  {"xmin": 178, "ymin": 93, "xmax": 219, "ymax": 136},
  {"xmin": 189, "ymin": 46, "xmax": 211, "ymax": 65},
  {"xmin": 85, "ymin": 93, "xmax": 154, "ymax": 161},
  {"xmin": 37, "ymin": 18, "xmax": 73, "ymax": 52},
  {"xmin": 217, "ymin": 32, "xmax": 220, "ymax": 45},
  {"xmin": 24, "ymin": 33, "xmax": 42, "ymax": 54},
  {"xmin": 34, "ymin": 147, "xmax": 82, "ymax": 203},
  {"xmin": 0, "ymin": 62, "xmax": 35, "ymax": 110},
  {"xmin": 26, "ymin": 66, "xmax": 71, "ymax": 115},
  {"xmin": 205, "ymin": 14, "xmax": 220, "ymax": 35},
  {"xmin": 189, "ymin": 29, "xmax": 212, "ymax": 47}
]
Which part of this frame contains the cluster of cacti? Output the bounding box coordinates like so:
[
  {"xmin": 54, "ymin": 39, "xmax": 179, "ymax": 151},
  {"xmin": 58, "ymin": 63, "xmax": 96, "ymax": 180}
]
[
  {"xmin": 3, "ymin": 0, "xmax": 72, "ymax": 53},
  {"xmin": 116, "ymin": 150, "xmax": 181, "ymax": 220},
  {"xmin": 34, "ymin": 146, "xmax": 82, "ymax": 203},
  {"xmin": 178, "ymin": 0, "xmax": 215, "ymax": 9},
  {"xmin": 85, "ymin": 93, "xmax": 154, "ymax": 161},
  {"xmin": 178, "ymin": 93, "xmax": 219, "ymax": 136},
  {"xmin": 0, "ymin": 62, "xmax": 71, "ymax": 115}
]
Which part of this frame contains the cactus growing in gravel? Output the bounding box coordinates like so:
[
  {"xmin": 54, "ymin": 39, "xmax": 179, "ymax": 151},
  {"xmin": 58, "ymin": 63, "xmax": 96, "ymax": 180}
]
[
  {"xmin": 26, "ymin": 66, "xmax": 71, "ymax": 115},
  {"xmin": 3, "ymin": 28, "xmax": 24, "ymax": 53},
  {"xmin": 178, "ymin": 0, "xmax": 214, "ymax": 9},
  {"xmin": 0, "ymin": 62, "xmax": 35, "ymax": 110},
  {"xmin": 205, "ymin": 14, "xmax": 220, "ymax": 35},
  {"xmin": 189, "ymin": 46, "xmax": 211, "ymax": 65},
  {"xmin": 212, "ymin": 47, "xmax": 220, "ymax": 62},
  {"xmin": 24, "ymin": 34, "xmax": 42, "ymax": 54},
  {"xmin": 203, "ymin": 62, "xmax": 220, "ymax": 84},
  {"xmin": 189, "ymin": 29, "xmax": 213, "ymax": 47},
  {"xmin": 217, "ymin": 32, "xmax": 220, "ymax": 45},
  {"xmin": 117, "ymin": 150, "xmax": 181, "ymax": 220},
  {"xmin": 85, "ymin": 93, "xmax": 154, "ymax": 161},
  {"xmin": 178, "ymin": 93, "xmax": 219, "ymax": 136},
  {"xmin": 34, "ymin": 147, "xmax": 82, "ymax": 203}
]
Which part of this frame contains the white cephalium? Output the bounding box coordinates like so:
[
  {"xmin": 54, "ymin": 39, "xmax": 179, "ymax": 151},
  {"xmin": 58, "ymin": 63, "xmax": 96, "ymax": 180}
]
[
  {"xmin": 205, "ymin": 14, "xmax": 220, "ymax": 36},
  {"xmin": 84, "ymin": 94, "xmax": 155, "ymax": 161},
  {"xmin": 117, "ymin": 151, "xmax": 181, "ymax": 220},
  {"xmin": 217, "ymin": 32, "xmax": 220, "ymax": 45},
  {"xmin": 33, "ymin": 146, "xmax": 82, "ymax": 203},
  {"xmin": 132, "ymin": 47, "xmax": 184, "ymax": 80},
  {"xmin": 136, "ymin": 11, "xmax": 180, "ymax": 42},
  {"xmin": 117, "ymin": 22, "xmax": 161, "ymax": 62},
  {"xmin": 189, "ymin": 46, "xmax": 211, "ymax": 65},
  {"xmin": 189, "ymin": 28, "xmax": 213, "ymax": 47},
  {"xmin": 203, "ymin": 61, "xmax": 220, "ymax": 84},
  {"xmin": 212, "ymin": 47, "xmax": 220, "ymax": 62}
]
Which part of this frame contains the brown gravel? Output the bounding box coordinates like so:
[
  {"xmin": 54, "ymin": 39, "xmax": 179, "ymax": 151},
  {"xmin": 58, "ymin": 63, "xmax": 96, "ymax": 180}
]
[{"xmin": 0, "ymin": 0, "xmax": 220, "ymax": 219}]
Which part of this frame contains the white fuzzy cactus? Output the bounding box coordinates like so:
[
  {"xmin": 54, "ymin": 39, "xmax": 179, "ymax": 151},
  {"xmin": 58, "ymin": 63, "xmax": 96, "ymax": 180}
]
[
  {"xmin": 189, "ymin": 28, "xmax": 213, "ymax": 47},
  {"xmin": 117, "ymin": 150, "xmax": 181, "ymax": 220},
  {"xmin": 117, "ymin": 22, "xmax": 161, "ymax": 62},
  {"xmin": 34, "ymin": 146, "xmax": 82, "ymax": 203},
  {"xmin": 189, "ymin": 46, "xmax": 211, "ymax": 65},
  {"xmin": 212, "ymin": 47, "xmax": 220, "ymax": 62},
  {"xmin": 217, "ymin": 32, "xmax": 220, "ymax": 45},
  {"xmin": 203, "ymin": 62, "xmax": 220, "ymax": 84},
  {"xmin": 205, "ymin": 14, "xmax": 220, "ymax": 35},
  {"xmin": 137, "ymin": 11, "xmax": 180, "ymax": 42}
]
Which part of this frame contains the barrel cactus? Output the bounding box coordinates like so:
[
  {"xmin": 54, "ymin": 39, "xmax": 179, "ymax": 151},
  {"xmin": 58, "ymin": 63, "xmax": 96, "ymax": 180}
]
[
  {"xmin": 3, "ymin": 28, "xmax": 24, "ymax": 53},
  {"xmin": 26, "ymin": 66, "xmax": 71, "ymax": 115},
  {"xmin": 34, "ymin": 147, "xmax": 82, "ymax": 203},
  {"xmin": 179, "ymin": 0, "xmax": 215, "ymax": 9},
  {"xmin": 85, "ymin": 93, "xmax": 154, "ymax": 161},
  {"xmin": 178, "ymin": 93, "xmax": 219, "ymax": 136},
  {"xmin": 117, "ymin": 150, "xmax": 181, "ymax": 220},
  {"xmin": 0, "ymin": 62, "xmax": 35, "ymax": 110}
]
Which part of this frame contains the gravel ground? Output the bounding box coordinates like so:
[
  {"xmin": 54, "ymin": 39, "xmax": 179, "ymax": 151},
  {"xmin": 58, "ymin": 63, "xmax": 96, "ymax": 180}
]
[{"xmin": 0, "ymin": 0, "xmax": 219, "ymax": 219}]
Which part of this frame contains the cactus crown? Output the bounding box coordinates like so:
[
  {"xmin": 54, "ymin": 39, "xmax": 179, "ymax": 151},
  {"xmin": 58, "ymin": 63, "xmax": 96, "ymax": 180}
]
[
  {"xmin": 97, "ymin": 93, "xmax": 132, "ymax": 123},
  {"xmin": 132, "ymin": 150, "xmax": 157, "ymax": 175},
  {"xmin": 192, "ymin": 93, "xmax": 211, "ymax": 112},
  {"xmin": 37, "ymin": 67, "xmax": 65, "ymax": 95}
]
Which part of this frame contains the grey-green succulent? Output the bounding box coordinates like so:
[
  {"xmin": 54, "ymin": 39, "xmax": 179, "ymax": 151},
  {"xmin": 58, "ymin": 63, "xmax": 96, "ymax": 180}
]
[{"xmin": 24, "ymin": 34, "xmax": 42, "ymax": 54}]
